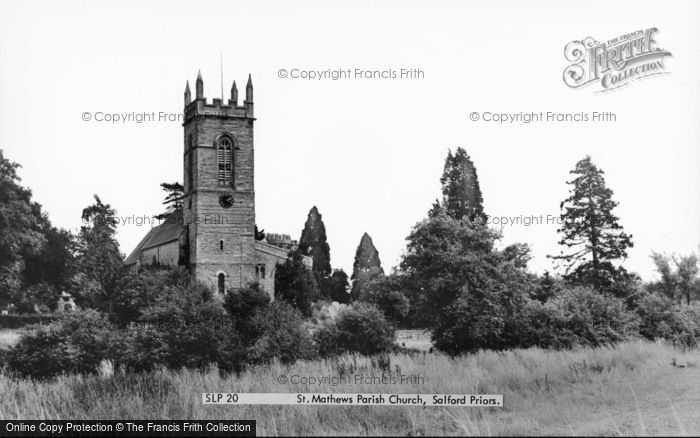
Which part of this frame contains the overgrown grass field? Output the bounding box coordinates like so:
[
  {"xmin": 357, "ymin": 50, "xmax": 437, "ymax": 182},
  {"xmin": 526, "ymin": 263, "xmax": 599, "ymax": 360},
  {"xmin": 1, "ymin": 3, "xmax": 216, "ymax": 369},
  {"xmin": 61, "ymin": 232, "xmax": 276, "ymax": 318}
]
[{"xmin": 1, "ymin": 340, "xmax": 698, "ymax": 436}]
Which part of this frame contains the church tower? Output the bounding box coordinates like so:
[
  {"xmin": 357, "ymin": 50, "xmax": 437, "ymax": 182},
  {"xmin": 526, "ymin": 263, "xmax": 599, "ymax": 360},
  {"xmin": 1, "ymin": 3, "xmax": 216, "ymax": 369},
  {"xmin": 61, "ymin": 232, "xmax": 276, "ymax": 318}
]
[{"xmin": 182, "ymin": 71, "xmax": 256, "ymax": 293}]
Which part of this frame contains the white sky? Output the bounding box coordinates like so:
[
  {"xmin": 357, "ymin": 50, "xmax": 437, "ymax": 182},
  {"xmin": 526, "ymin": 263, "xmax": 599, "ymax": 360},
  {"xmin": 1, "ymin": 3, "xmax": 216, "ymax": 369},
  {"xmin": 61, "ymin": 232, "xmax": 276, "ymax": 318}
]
[{"xmin": 1, "ymin": 0, "xmax": 698, "ymax": 281}]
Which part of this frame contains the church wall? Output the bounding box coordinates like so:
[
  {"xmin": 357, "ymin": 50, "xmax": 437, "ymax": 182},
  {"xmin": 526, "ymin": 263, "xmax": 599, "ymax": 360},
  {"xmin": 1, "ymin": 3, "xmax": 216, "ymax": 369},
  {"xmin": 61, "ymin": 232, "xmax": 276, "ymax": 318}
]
[{"xmin": 140, "ymin": 241, "xmax": 179, "ymax": 266}]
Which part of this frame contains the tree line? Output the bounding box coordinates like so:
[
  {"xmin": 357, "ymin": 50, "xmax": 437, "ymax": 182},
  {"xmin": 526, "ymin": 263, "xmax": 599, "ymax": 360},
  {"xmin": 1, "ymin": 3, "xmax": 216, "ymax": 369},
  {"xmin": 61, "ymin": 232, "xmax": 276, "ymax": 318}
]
[
  {"xmin": 278, "ymin": 147, "xmax": 700, "ymax": 353},
  {"xmin": 1, "ymin": 146, "xmax": 699, "ymax": 373}
]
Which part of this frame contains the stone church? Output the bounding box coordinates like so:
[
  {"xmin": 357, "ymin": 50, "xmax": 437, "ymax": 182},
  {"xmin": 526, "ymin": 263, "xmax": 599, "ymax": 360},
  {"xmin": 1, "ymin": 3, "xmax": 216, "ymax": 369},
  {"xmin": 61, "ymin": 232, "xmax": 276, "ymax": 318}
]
[{"xmin": 125, "ymin": 71, "xmax": 310, "ymax": 296}]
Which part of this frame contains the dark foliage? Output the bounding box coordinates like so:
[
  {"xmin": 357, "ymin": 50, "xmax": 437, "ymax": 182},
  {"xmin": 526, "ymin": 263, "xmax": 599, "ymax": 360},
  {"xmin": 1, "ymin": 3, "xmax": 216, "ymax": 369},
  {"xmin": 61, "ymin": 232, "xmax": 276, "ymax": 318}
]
[
  {"xmin": 224, "ymin": 282, "xmax": 270, "ymax": 340},
  {"xmin": 356, "ymin": 274, "xmax": 410, "ymax": 324},
  {"xmin": 73, "ymin": 195, "xmax": 123, "ymax": 310},
  {"xmin": 298, "ymin": 206, "xmax": 331, "ymax": 277},
  {"xmin": 635, "ymin": 292, "xmax": 700, "ymax": 348},
  {"xmin": 327, "ymin": 269, "xmax": 351, "ymax": 304},
  {"xmin": 433, "ymin": 147, "xmax": 485, "ymax": 222},
  {"xmin": 531, "ymin": 271, "xmax": 561, "ymax": 303},
  {"xmin": 0, "ymin": 150, "xmax": 75, "ymax": 311},
  {"xmin": 274, "ymin": 250, "xmax": 319, "ymax": 316},
  {"xmin": 23, "ymin": 226, "xmax": 75, "ymax": 293},
  {"xmin": 399, "ymin": 211, "xmax": 503, "ymax": 327},
  {"xmin": 434, "ymin": 285, "xmax": 640, "ymax": 354},
  {"xmin": 350, "ymin": 233, "xmax": 384, "ymax": 300},
  {"xmin": 246, "ymin": 301, "xmax": 316, "ymax": 365},
  {"xmin": 522, "ymin": 287, "xmax": 640, "ymax": 349},
  {"xmin": 113, "ymin": 282, "xmax": 243, "ymax": 373},
  {"xmin": 111, "ymin": 265, "xmax": 193, "ymax": 325},
  {"xmin": 9, "ymin": 282, "xmax": 56, "ymax": 314},
  {"xmin": 315, "ymin": 303, "xmax": 395, "ymax": 357},
  {"xmin": 154, "ymin": 182, "xmax": 184, "ymax": 220},
  {"xmin": 7, "ymin": 310, "xmax": 115, "ymax": 380},
  {"xmin": 255, "ymin": 225, "xmax": 266, "ymax": 241}
]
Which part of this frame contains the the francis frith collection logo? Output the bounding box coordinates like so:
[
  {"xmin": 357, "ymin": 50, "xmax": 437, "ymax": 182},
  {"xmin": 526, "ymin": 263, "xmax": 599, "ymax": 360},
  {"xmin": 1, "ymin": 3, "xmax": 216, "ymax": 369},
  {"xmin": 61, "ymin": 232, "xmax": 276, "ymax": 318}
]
[{"xmin": 563, "ymin": 28, "xmax": 672, "ymax": 92}]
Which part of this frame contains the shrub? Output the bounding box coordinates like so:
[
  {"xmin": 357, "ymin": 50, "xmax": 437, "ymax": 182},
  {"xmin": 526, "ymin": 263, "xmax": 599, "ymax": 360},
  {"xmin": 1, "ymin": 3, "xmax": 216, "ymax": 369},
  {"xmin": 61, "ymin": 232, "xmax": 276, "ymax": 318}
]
[
  {"xmin": 109, "ymin": 266, "xmax": 250, "ymax": 372},
  {"xmin": 357, "ymin": 275, "xmax": 410, "ymax": 324},
  {"xmin": 669, "ymin": 306, "xmax": 700, "ymax": 347},
  {"xmin": 517, "ymin": 299, "xmax": 568, "ymax": 349},
  {"xmin": 432, "ymin": 285, "xmax": 505, "ymax": 354},
  {"xmin": 59, "ymin": 310, "xmax": 115, "ymax": 369},
  {"xmin": 274, "ymin": 251, "xmax": 319, "ymax": 317},
  {"xmin": 247, "ymin": 301, "xmax": 316, "ymax": 365},
  {"xmin": 114, "ymin": 286, "xmax": 243, "ymax": 373},
  {"xmin": 110, "ymin": 324, "xmax": 168, "ymax": 373},
  {"xmin": 224, "ymin": 282, "xmax": 270, "ymax": 340},
  {"xmin": 111, "ymin": 265, "xmax": 193, "ymax": 325},
  {"xmin": 517, "ymin": 287, "xmax": 640, "ymax": 350},
  {"xmin": 433, "ymin": 285, "xmax": 640, "ymax": 354},
  {"xmin": 8, "ymin": 325, "xmax": 79, "ymax": 379},
  {"xmin": 315, "ymin": 303, "xmax": 395, "ymax": 357},
  {"xmin": 530, "ymin": 271, "xmax": 562, "ymax": 303},
  {"xmin": 551, "ymin": 287, "xmax": 639, "ymax": 347},
  {"xmin": 635, "ymin": 293, "xmax": 700, "ymax": 348},
  {"xmin": 7, "ymin": 310, "xmax": 114, "ymax": 379}
]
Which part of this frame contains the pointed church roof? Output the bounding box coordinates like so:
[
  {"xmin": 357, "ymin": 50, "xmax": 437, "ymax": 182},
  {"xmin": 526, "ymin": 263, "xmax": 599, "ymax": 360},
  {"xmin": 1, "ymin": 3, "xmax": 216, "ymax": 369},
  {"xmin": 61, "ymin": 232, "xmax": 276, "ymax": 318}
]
[{"xmin": 124, "ymin": 213, "xmax": 185, "ymax": 266}]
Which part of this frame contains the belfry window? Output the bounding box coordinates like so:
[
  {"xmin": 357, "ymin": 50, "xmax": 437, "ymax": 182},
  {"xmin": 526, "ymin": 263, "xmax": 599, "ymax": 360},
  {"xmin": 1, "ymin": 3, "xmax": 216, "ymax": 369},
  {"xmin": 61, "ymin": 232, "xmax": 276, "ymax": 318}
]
[{"xmin": 217, "ymin": 137, "xmax": 233, "ymax": 186}]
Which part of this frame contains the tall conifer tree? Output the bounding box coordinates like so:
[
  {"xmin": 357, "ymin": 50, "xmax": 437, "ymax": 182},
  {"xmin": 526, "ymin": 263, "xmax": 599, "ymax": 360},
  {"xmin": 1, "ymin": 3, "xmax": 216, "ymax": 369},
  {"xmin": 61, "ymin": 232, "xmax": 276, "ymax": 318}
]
[
  {"xmin": 298, "ymin": 206, "xmax": 331, "ymax": 277},
  {"xmin": 74, "ymin": 195, "xmax": 123, "ymax": 308},
  {"xmin": 350, "ymin": 232, "xmax": 384, "ymax": 299},
  {"xmin": 437, "ymin": 147, "xmax": 485, "ymax": 221},
  {"xmin": 550, "ymin": 156, "xmax": 633, "ymax": 291}
]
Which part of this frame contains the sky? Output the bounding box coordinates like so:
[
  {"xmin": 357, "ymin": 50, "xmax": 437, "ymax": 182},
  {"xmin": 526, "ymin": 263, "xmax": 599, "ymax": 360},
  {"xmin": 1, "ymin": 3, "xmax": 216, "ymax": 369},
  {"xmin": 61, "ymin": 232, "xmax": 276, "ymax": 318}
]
[{"xmin": 0, "ymin": 0, "xmax": 698, "ymax": 281}]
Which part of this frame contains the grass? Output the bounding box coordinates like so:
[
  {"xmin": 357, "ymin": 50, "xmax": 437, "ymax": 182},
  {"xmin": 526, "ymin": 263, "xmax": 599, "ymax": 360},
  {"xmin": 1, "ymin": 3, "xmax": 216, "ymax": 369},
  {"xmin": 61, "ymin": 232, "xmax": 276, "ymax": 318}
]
[{"xmin": 0, "ymin": 340, "xmax": 698, "ymax": 436}]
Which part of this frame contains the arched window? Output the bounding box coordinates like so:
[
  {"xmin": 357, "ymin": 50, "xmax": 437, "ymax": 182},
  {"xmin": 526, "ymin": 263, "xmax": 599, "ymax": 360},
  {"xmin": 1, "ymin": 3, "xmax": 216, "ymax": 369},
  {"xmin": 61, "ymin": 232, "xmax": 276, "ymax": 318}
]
[
  {"xmin": 219, "ymin": 240, "xmax": 224, "ymax": 250},
  {"xmin": 255, "ymin": 264, "xmax": 266, "ymax": 279},
  {"xmin": 217, "ymin": 137, "xmax": 233, "ymax": 186},
  {"xmin": 218, "ymin": 273, "xmax": 226, "ymax": 294}
]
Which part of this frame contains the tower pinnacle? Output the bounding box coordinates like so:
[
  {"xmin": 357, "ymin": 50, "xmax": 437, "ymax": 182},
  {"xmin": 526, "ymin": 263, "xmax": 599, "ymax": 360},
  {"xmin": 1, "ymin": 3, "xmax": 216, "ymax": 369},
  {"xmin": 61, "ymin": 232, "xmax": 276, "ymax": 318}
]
[
  {"xmin": 184, "ymin": 81, "xmax": 191, "ymax": 105},
  {"xmin": 231, "ymin": 80, "xmax": 238, "ymax": 105},
  {"xmin": 196, "ymin": 70, "xmax": 204, "ymax": 100},
  {"xmin": 245, "ymin": 74, "xmax": 253, "ymax": 102}
]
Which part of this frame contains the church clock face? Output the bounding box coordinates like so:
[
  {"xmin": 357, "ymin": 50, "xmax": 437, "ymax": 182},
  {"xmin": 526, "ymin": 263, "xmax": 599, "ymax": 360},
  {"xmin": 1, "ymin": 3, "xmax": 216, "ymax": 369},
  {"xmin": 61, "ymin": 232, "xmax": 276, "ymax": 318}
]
[{"xmin": 219, "ymin": 192, "xmax": 234, "ymax": 208}]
